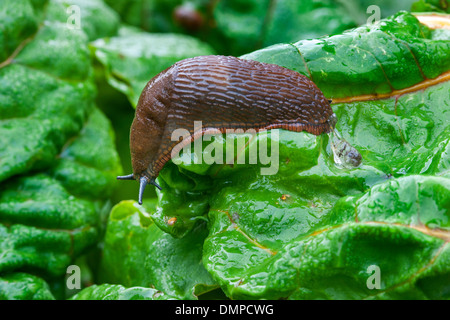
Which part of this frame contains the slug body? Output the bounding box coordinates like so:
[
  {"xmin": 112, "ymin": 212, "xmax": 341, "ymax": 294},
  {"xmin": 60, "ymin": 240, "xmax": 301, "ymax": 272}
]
[{"xmin": 118, "ymin": 55, "xmax": 335, "ymax": 204}]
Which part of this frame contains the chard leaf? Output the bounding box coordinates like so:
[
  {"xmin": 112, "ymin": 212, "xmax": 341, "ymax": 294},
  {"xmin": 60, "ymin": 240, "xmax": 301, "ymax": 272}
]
[
  {"xmin": 0, "ymin": 0, "xmax": 121, "ymax": 298},
  {"xmin": 0, "ymin": 273, "xmax": 55, "ymax": 300},
  {"xmin": 0, "ymin": 108, "xmax": 118, "ymax": 279},
  {"xmin": 70, "ymin": 283, "xmax": 175, "ymax": 300},
  {"xmin": 242, "ymin": 11, "xmax": 450, "ymax": 98},
  {"xmin": 203, "ymin": 175, "xmax": 449, "ymax": 299},
  {"xmin": 98, "ymin": 200, "xmax": 218, "ymax": 300}
]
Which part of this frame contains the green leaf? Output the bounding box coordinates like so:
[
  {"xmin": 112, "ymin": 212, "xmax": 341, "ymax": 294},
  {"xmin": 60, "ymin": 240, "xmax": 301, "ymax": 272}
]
[
  {"xmin": 0, "ymin": 0, "xmax": 95, "ymax": 182},
  {"xmin": 0, "ymin": 175, "xmax": 101, "ymax": 277},
  {"xmin": 0, "ymin": 0, "xmax": 44, "ymax": 63},
  {"xmin": 50, "ymin": 108, "xmax": 122, "ymax": 199},
  {"xmin": 0, "ymin": 273, "xmax": 55, "ymax": 300},
  {"xmin": 0, "ymin": 0, "xmax": 122, "ymax": 298},
  {"xmin": 98, "ymin": 200, "xmax": 218, "ymax": 300},
  {"xmin": 333, "ymin": 81, "xmax": 450, "ymax": 176},
  {"xmin": 90, "ymin": 27, "xmax": 216, "ymax": 107},
  {"xmin": 242, "ymin": 11, "xmax": 450, "ymax": 99},
  {"xmin": 0, "ymin": 107, "xmax": 120, "ymax": 280},
  {"xmin": 70, "ymin": 284, "xmax": 176, "ymax": 300},
  {"xmin": 203, "ymin": 175, "xmax": 450, "ymax": 299}
]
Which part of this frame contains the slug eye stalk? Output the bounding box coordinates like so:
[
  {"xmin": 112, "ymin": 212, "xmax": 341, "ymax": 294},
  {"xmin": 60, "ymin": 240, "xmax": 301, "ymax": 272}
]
[
  {"xmin": 117, "ymin": 174, "xmax": 162, "ymax": 205},
  {"xmin": 138, "ymin": 176, "xmax": 147, "ymax": 205},
  {"xmin": 116, "ymin": 174, "xmax": 135, "ymax": 180},
  {"xmin": 138, "ymin": 176, "xmax": 162, "ymax": 205}
]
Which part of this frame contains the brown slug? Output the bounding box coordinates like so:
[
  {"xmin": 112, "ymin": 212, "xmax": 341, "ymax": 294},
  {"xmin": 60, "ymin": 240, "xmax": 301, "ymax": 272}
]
[{"xmin": 118, "ymin": 55, "xmax": 337, "ymax": 204}]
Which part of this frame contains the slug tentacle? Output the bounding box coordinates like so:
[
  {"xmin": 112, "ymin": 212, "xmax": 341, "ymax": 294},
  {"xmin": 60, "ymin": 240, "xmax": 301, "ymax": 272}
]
[
  {"xmin": 138, "ymin": 177, "xmax": 148, "ymax": 205},
  {"xmin": 121, "ymin": 55, "xmax": 342, "ymax": 204},
  {"xmin": 116, "ymin": 174, "xmax": 135, "ymax": 180},
  {"xmin": 138, "ymin": 176, "xmax": 162, "ymax": 205}
]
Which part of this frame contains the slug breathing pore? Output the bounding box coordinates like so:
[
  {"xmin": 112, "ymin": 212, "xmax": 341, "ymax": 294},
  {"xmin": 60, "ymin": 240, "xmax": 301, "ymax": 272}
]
[{"xmin": 117, "ymin": 55, "xmax": 358, "ymax": 204}]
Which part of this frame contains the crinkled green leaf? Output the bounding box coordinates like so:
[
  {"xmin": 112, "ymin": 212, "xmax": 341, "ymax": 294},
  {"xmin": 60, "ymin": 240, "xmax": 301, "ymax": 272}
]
[
  {"xmin": 333, "ymin": 81, "xmax": 450, "ymax": 176},
  {"xmin": 0, "ymin": 174, "xmax": 99, "ymax": 230},
  {"xmin": 0, "ymin": 273, "xmax": 55, "ymax": 300},
  {"xmin": 70, "ymin": 283, "xmax": 176, "ymax": 300},
  {"xmin": 0, "ymin": 0, "xmax": 45, "ymax": 63},
  {"xmin": 0, "ymin": 2, "xmax": 94, "ymax": 182},
  {"xmin": 50, "ymin": 108, "xmax": 122, "ymax": 199},
  {"xmin": 98, "ymin": 200, "xmax": 218, "ymax": 300},
  {"xmin": 90, "ymin": 27, "xmax": 215, "ymax": 107},
  {"xmin": 242, "ymin": 11, "xmax": 450, "ymax": 99},
  {"xmin": 0, "ymin": 0, "xmax": 122, "ymax": 183},
  {"xmin": 0, "ymin": 109, "xmax": 119, "ymax": 281},
  {"xmin": 248, "ymin": 13, "xmax": 450, "ymax": 180},
  {"xmin": 203, "ymin": 175, "xmax": 449, "ymax": 299},
  {"xmin": 0, "ymin": 0, "xmax": 121, "ymax": 298},
  {"xmin": 0, "ymin": 175, "xmax": 106, "ymax": 279}
]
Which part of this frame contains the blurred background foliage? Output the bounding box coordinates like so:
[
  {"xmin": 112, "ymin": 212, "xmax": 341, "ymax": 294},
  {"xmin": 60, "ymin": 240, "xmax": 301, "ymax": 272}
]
[{"xmin": 103, "ymin": 0, "xmax": 420, "ymax": 56}]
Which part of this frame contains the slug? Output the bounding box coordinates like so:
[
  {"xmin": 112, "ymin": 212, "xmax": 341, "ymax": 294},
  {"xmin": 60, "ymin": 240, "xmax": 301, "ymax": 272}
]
[{"xmin": 118, "ymin": 55, "xmax": 338, "ymax": 204}]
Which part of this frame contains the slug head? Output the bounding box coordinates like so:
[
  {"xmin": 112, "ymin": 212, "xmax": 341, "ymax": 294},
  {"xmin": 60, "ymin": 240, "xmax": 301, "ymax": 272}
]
[
  {"xmin": 130, "ymin": 115, "xmax": 155, "ymax": 178},
  {"xmin": 118, "ymin": 113, "xmax": 163, "ymax": 205}
]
